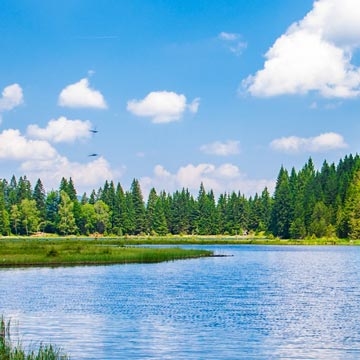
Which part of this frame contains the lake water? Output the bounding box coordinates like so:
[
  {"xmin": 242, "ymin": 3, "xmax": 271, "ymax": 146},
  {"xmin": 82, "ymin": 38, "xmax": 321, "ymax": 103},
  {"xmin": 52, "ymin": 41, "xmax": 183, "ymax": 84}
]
[{"xmin": 1, "ymin": 245, "xmax": 360, "ymax": 359}]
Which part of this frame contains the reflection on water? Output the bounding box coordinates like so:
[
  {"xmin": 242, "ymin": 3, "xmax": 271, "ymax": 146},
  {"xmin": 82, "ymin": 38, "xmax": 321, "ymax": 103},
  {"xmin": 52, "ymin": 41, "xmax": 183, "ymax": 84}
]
[{"xmin": 1, "ymin": 246, "xmax": 360, "ymax": 359}]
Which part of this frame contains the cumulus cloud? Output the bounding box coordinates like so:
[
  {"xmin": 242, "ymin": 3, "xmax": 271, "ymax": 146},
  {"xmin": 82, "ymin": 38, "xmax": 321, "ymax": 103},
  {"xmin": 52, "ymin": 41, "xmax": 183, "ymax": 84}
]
[
  {"xmin": 200, "ymin": 140, "xmax": 240, "ymax": 156},
  {"xmin": 140, "ymin": 163, "xmax": 274, "ymax": 198},
  {"xmin": 0, "ymin": 129, "xmax": 57, "ymax": 160},
  {"xmin": 242, "ymin": 0, "xmax": 360, "ymax": 98},
  {"xmin": 218, "ymin": 32, "xmax": 247, "ymax": 55},
  {"xmin": 127, "ymin": 91, "xmax": 200, "ymax": 123},
  {"xmin": 58, "ymin": 78, "xmax": 107, "ymax": 109},
  {"xmin": 0, "ymin": 84, "xmax": 23, "ymax": 111},
  {"xmin": 0, "ymin": 84, "xmax": 23, "ymax": 122},
  {"xmin": 270, "ymin": 132, "xmax": 348, "ymax": 153},
  {"xmin": 21, "ymin": 156, "xmax": 118, "ymax": 192},
  {"xmin": 27, "ymin": 117, "xmax": 92, "ymax": 143},
  {"xmin": 0, "ymin": 128, "xmax": 120, "ymax": 193}
]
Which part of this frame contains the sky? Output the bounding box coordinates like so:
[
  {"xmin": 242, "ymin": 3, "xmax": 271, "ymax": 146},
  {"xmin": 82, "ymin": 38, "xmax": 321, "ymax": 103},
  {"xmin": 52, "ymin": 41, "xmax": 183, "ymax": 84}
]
[{"xmin": 1, "ymin": 0, "xmax": 360, "ymax": 199}]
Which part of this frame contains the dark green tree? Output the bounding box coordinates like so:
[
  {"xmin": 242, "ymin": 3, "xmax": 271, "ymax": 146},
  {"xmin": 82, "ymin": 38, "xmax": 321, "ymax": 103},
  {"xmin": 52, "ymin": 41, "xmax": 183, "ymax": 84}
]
[
  {"xmin": 44, "ymin": 190, "xmax": 59, "ymax": 233},
  {"xmin": 130, "ymin": 179, "xmax": 146, "ymax": 234},
  {"xmin": 153, "ymin": 198, "xmax": 168, "ymax": 235},
  {"xmin": 271, "ymin": 166, "xmax": 292, "ymax": 238},
  {"xmin": 33, "ymin": 179, "xmax": 46, "ymax": 228}
]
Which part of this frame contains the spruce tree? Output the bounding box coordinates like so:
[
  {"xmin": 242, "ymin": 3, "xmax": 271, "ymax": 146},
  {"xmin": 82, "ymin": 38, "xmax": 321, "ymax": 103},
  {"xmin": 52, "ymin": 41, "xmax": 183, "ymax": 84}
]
[
  {"xmin": 271, "ymin": 166, "xmax": 292, "ymax": 238},
  {"xmin": 130, "ymin": 179, "xmax": 146, "ymax": 234}
]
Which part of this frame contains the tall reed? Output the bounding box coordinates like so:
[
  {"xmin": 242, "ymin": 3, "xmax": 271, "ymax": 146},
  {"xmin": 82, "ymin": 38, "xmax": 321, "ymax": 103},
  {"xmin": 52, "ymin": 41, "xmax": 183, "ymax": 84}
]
[{"xmin": 0, "ymin": 316, "xmax": 69, "ymax": 360}]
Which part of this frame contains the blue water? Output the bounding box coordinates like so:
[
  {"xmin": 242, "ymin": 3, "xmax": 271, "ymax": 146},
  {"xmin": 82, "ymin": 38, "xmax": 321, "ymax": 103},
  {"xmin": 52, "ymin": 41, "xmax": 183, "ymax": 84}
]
[{"xmin": 1, "ymin": 245, "xmax": 360, "ymax": 359}]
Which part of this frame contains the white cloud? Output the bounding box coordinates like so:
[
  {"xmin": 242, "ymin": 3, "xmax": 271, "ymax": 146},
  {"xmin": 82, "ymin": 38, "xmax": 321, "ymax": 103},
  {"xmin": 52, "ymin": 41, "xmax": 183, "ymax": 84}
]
[
  {"xmin": 58, "ymin": 78, "xmax": 107, "ymax": 109},
  {"xmin": 21, "ymin": 156, "xmax": 119, "ymax": 193},
  {"xmin": 242, "ymin": 0, "xmax": 360, "ymax": 98},
  {"xmin": 218, "ymin": 31, "xmax": 247, "ymax": 55},
  {"xmin": 0, "ymin": 84, "xmax": 23, "ymax": 118},
  {"xmin": 200, "ymin": 140, "xmax": 240, "ymax": 156},
  {"xmin": 0, "ymin": 129, "xmax": 57, "ymax": 160},
  {"xmin": 270, "ymin": 132, "xmax": 348, "ymax": 153},
  {"xmin": 27, "ymin": 117, "xmax": 92, "ymax": 143},
  {"xmin": 0, "ymin": 128, "xmax": 120, "ymax": 194},
  {"xmin": 140, "ymin": 163, "xmax": 275, "ymax": 198},
  {"xmin": 127, "ymin": 91, "xmax": 199, "ymax": 123}
]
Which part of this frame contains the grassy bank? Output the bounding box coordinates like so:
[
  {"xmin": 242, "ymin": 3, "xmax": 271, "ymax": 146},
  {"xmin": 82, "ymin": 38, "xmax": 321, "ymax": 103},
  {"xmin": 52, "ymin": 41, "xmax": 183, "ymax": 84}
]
[
  {"xmin": 119, "ymin": 235, "xmax": 359, "ymax": 246},
  {"xmin": 0, "ymin": 317, "xmax": 69, "ymax": 360},
  {"xmin": 0, "ymin": 237, "xmax": 213, "ymax": 268}
]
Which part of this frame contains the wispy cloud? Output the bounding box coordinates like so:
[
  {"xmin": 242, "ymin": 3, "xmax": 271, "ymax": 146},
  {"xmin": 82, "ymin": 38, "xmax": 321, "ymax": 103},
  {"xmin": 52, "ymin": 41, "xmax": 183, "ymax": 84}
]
[
  {"xmin": 218, "ymin": 32, "xmax": 247, "ymax": 55},
  {"xmin": 200, "ymin": 140, "xmax": 240, "ymax": 156}
]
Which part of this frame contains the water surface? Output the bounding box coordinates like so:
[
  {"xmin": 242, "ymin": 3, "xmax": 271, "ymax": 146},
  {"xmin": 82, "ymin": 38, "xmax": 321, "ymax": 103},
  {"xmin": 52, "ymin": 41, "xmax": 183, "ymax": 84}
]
[{"xmin": 1, "ymin": 245, "xmax": 360, "ymax": 359}]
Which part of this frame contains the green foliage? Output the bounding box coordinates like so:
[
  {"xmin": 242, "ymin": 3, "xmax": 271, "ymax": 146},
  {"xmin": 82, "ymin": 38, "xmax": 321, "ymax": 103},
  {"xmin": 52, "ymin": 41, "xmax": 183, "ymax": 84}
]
[
  {"xmin": 2, "ymin": 154, "xmax": 360, "ymax": 238},
  {"xmin": 57, "ymin": 191, "xmax": 77, "ymax": 235}
]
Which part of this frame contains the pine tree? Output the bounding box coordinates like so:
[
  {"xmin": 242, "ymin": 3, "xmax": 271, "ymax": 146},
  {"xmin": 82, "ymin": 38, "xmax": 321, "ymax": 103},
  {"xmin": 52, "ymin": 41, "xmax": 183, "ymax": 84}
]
[
  {"xmin": 44, "ymin": 190, "xmax": 59, "ymax": 233},
  {"xmin": 342, "ymin": 170, "xmax": 360, "ymax": 239},
  {"xmin": 112, "ymin": 183, "xmax": 126, "ymax": 235},
  {"xmin": 146, "ymin": 188, "xmax": 158, "ymax": 234},
  {"xmin": 271, "ymin": 166, "xmax": 292, "ymax": 238},
  {"xmin": 153, "ymin": 198, "xmax": 168, "ymax": 235},
  {"xmin": 17, "ymin": 176, "xmax": 32, "ymax": 202},
  {"xmin": 123, "ymin": 191, "xmax": 135, "ymax": 234},
  {"xmin": 33, "ymin": 179, "xmax": 46, "ymax": 227},
  {"xmin": 130, "ymin": 179, "xmax": 146, "ymax": 234}
]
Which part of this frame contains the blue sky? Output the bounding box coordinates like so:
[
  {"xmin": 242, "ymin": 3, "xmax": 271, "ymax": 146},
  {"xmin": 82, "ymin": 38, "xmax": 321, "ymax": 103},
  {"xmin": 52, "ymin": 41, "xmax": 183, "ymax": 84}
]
[{"xmin": 1, "ymin": 0, "xmax": 359, "ymax": 198}]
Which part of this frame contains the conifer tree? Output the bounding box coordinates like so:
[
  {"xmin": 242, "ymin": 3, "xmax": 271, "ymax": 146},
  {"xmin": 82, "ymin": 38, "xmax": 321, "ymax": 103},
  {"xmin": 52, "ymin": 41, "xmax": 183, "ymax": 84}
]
[
  {"xmin": 44, "ymin": 190, "xmax": 59, "ymax": 233},
  {"xmin": 153, "ymin": 198, "xmax": 168, "ymax": 235},
  {"xmin": 33, "ymin": 179, "xmax": 46, "ymax": 226},
  {"xmin": 270, "ymin": 166, "xmax": 292, "ymax": 238},
  {"xmin": 130, "ymin": 179, "xmax": 146, "ymax": 234},
  {"xmin": 146, "ymin": 188, "xmax": 158, "ymax": 234}
]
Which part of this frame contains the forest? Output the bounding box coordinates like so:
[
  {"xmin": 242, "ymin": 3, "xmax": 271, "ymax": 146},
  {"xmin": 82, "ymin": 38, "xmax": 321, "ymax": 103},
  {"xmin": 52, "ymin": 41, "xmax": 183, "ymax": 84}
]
[{"xmin": 1, "ymin": 153, "xmax": 360, "ymax": 239}]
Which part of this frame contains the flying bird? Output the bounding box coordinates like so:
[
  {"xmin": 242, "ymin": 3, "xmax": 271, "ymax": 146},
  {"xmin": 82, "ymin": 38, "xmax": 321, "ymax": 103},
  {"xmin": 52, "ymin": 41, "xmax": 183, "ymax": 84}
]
[
  {"xmin": 89, "ymin": 129, "xmax": 98, "ymax": 134},
  {"xmin": 88, "ymin": 153, "xmax": 99, "ymax": 157}
]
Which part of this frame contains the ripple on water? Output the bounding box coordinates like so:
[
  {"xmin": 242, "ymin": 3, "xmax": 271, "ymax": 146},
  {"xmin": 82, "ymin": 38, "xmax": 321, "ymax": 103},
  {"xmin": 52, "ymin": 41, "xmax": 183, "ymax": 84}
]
[{"xmin": 1, "ymin": 246, "xmax": 360, "ymax": 359}]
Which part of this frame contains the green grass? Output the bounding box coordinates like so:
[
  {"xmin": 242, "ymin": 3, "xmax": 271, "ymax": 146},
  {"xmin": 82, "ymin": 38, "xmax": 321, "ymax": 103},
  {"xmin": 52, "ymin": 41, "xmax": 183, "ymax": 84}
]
[
  {"xmin": 0, "ymin": 237, "xmax": 213, "ymax": 268},
  {"xmin": 118, "ymin": 234, "xmax": 359, "ymax": 246},
  {"xmin": 0, "ymin": 234, "xmax": 357, "ymax": 268},
  {"xmin": 0, "ymin": 317, "xmax": 69, "ymax": 359}
]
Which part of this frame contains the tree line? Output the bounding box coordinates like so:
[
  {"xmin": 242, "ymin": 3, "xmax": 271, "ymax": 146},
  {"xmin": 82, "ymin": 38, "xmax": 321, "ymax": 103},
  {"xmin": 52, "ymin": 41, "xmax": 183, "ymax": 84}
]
[{"xmin": 1, "ymin": 153, "xmax": 360, "ymax": 239}]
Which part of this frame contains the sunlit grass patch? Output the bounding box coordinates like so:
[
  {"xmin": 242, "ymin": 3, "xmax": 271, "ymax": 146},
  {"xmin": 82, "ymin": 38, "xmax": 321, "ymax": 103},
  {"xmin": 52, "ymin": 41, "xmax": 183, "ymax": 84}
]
[{"xmin": 0, "ymin": 238, "xmax": 213, "ymax": 267}]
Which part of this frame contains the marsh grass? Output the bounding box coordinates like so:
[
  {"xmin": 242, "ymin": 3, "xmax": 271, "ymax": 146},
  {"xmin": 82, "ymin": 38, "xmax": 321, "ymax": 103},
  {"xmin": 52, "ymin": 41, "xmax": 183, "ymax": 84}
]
[
  {"xmin": 120, "ymin": 235, "xmax": 359, "ymax": 246},
  {"xmin": 0, "ymin": 238, "xmax": 213, "ymax": 267},
  {"xmin": 0, "ymin": 317, "xmax": 69, "ymax": 359}
]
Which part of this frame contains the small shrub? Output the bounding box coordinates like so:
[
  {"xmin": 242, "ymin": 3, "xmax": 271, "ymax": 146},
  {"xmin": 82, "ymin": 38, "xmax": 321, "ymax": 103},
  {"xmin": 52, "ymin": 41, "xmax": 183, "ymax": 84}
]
[{"xmin": 46, "ymin": 248, "xmax": 59, "ymax": 257}]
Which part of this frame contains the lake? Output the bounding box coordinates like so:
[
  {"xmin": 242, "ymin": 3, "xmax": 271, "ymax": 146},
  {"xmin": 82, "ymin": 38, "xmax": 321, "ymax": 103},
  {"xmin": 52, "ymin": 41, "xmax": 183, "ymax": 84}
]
[{"xmin": 1, "ymin": 245, "xmax": 360, "ymax": 359}]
